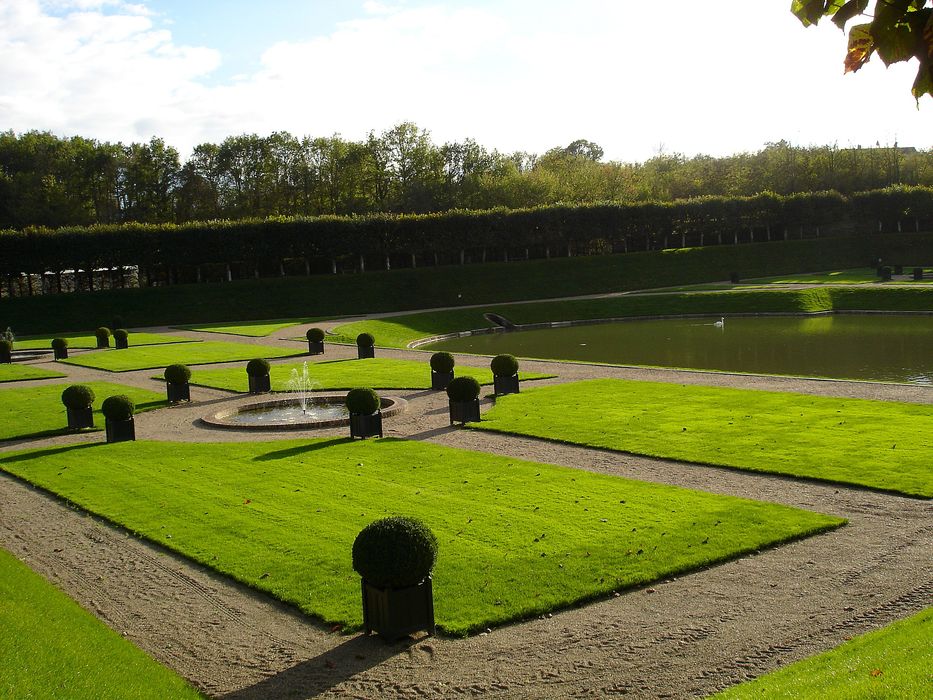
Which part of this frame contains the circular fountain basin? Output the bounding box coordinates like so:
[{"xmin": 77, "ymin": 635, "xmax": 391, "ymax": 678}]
[{"xmin": 203, "ymin": 395, "xmax": 405, "ymax": 431}]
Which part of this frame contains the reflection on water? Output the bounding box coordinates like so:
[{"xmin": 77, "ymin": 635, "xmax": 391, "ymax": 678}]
[
  {"xmin": 429, "ymin": 315, "xmax": 933, "ymax": 384},
  {"xmin": 232, "ymin": 404, "xmax": 348, "ymax": 425}
]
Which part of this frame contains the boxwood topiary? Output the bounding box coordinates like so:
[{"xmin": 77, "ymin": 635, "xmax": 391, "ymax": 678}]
[
  {"xmin": 352, "ymin": 516, "xmax": 438, "ymax": 589},
  {"xmin": 356, "ymin": 332, "xmax": 375, "ymax": 347},
  {"xmin": 446, "ymin": 376, "xmax": 481, "ymax": 402},
  {"xmin": 306, "ymin": 327, "xmax": 325, "ymax": 342},
  {"xmin": 61, "ymin": 384, "xmax": 95, "ymax": 410},
  {"xmin": 490, "ymin": 353, "xmax": 519, "ymax": 377},
  {"xmin": 246, "ymin": 358, "xmax": 271, "ymax": 377},
  {"xmin": 101, "ymin": 395, "xmax": 134, "ymax": 421},
  {"xmin": 430, "ymin": 351, "xmax": 455, "ymax": 374},
  {"xmin": 345, "ymin": 387, "xmax": 380, "ymax": 415},
  {"xmin": 95, "ymin": 327, "xmax": 111, "ymax": 341},
  {"xmin": 113, "ymin": 328, "xmax": 128, "ymax": 342},
  {"xmin": 51, "ymin": 337, "xmax": 68, "ymax": 350},
  {"xmin": 164, "ymin": 363, "xmax": 191, "ymax": 384},
  {"xmin": 0, "ymin": 339, "xmax": 11, "ymax": 352}
]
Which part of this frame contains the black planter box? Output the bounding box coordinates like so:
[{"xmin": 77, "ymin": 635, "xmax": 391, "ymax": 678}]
[
  {"xmin": 53, "ymin": 347, "xmax": 69, "ymax": 360},
  {"xmin": 105, "ymin": 417, "xmax": 135, "ymax": 443},
  {"xmin": 0, "ymin": 348, "xmax": 10, "ymax": 364},
  {"xmin": 96, "ymin": 338, "xmax": 110, "ymax": 349},
  {"xmin": 431, "ymin": 370, "xmax": 454, "ymax": 391},
  {"xmin": 493, "ymin": 374, "xmax": 520, "ymax": 396},
  {"xmin": 350, "ymin": 411, "xmax": 383, "ymax": 439},
  {"xmin": 880, "ymin": 266, "xmax": 892, "ymax": 281},
  {"xmin": 248, "ymin": 374, "xmax": 271, "ymax": 394},
  {"xmin": 894, "ymin": 265, "xmax": 904, "ymax": 275},
  {"xmin": 729, "ymin": 272, "xmax": 740, "ymax": 284},
  {"xmin": 362, "ymin": 576, "xmax": 435, "ymax": 641},
  {"xmin": 914, "ymin": 267, "xmax": 924, "ymax": 281},
  {"xmin": 167, "ymin": 382, "xmax": 191, "ymax": 403},
  {"xmin": 307, "ymin": 339, "xmax": 324, "ymax": 355},
  {"xmin": 115, "ymin": 337, "xmax": 129, "ymax": 349},
  {"xmin": 66, "ymin": 406, "xmax": 94, "ymax": 430},
  {"xmin": 449, "ymin": 398, "xmax": 480, "ymax": 425},
  {"xmin": 357, "ymin": 345, "xmax": 375, "ymax": 359}
]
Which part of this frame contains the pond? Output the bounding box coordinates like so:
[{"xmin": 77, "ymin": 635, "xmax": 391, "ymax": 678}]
[{"xmin": 428, "ymin": 314, "xmax": 933, "ymax": 384}]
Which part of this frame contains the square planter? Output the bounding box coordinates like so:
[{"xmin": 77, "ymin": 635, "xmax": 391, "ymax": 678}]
[
  {"xmin": 493, "ymin": 374, "xmax": 520, "ymax": 396},
  {"xmin": 880, "ymin": 266, "xmax": 893, "ymax": 281},
  {"xmin": 431, "ymin": 370, "xmax": 454, "ymax": 391},
  {"xmin": 96, "ymin": 338, "xmax": 110, "ymax": 349},
  {"xmin": 350, "ymin": 411, "xmax": 383, "ymax": 439},
  {"xmin": 357, "ymin": 345, "xmax": 375, "ymax": 359},
  {"xmin": 248, "ymin": 374, "xmax": 271, "ymax": 394},
  {"xmin": 105, "ymin": 417, "xmax": 135, "ymax": 443},
  {"xmin": 53, "ymin": 347, "xmax": 69, "ymax": 360},
  {"xmin": 894, "ymin": 265, "xmax": 904, "ymax": 275},
  {"xmin": 914, "ymin": 267, "xmax": 924, "ymax": 281},
  {"xmin": 115, "ymin": 337, "xmax": 129, "ymax": 349},
  {"xmin": 167, "ymin": 382, "xmax": 191, "ymax": 403},
  {"xmin": 307, "ymin": 340, "xmax": 324, "ymax": 355},
  {"xmin": 0, "ymin": 348, "xmax": 10, "ymax": 364},
  {"xmin": 66, "ymin": 406, "xmax": 94, "ymax": 430},
  {"xmin": 449, "ymin": 398, "xmax": 480, "ymax": 425},
  {"xmin": 362, "ymin": 576, "xmax": 435, "ymax": 641},
  {"xmin": 729, "ymin": 272, "xmax": 740, "ymax": 284}
]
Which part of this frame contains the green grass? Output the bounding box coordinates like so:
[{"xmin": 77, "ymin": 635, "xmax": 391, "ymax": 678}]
[
  {"xmin": 60, "ymin": 340, "xmax": 303, "ymax": 372},
  {"xmin": 0, "ymin": 364, "xmax": 65, "ymax": 382},
  {"xmin": 177, "ymin": 318, "xmax": 321, "ymax": 337},
  {"xmin": 0, "ymin": 381, "xmax": 167, "ymax": 441},
  {"xmin": 12, "ymin": 331, "xmax": 196, "ymax": 350},
  {"xmin": 0, "ymin": 439, "xmax": 843, "ymax": 636},
  {"xmin": 0, "ymin": 548, "xmax": 204, "ymax": 700},
  {"xmin": 183, "ymin": 357, "xmax": 553, "ymax": 392},
  {"xmin": 713, "ymin": 607, "xmax": 933, "ymax": 699},
  {"xmin": 475, "ymin": 379, "xmax": 933, "ymax": 498},
  {"xmin": 742, "ymin": 268, "xmax": 880, "ymax": 285}
]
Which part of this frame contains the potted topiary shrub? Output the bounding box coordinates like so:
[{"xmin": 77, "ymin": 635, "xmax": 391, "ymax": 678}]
[
  {"xmin": 61, "ymin": 384, "xmax": 95, "ymax": 430},
  {"xmin": 101, "ymin": 394, "xmax": 135, "ymax": 443},
  {"xmin": 306, "ymin": 327, "xmax": 325, "ymax": 355},
  {"xmin": 729, "ymin": 272, "xmax": 740, "ymax": 284},
  {"xmin": 914, "ymin": 267, "xmax": 924, "ymax": 281},
  {"xmin": 246, "ymin": 358, "xmax": 271, "ymax": 394},
  {"xmin": 429, "ymin": 352, "xmax": 455, "ymax": 390},
  {"xmin": 490, "ymin": 354, "xmax": 520, "ymax": 396},
  {"xmin": 113, "ymin": 328, "xmax": 129, "ymax": 349},
  {"xmin": 51, "ymin": 337, "xmax": 69, "ymax": 360},
  {"xmin": 357, "ymin": 332, "xmax": 375, "ymax": 359},
  {"xmin": 880, "ymin": 266, "xmax": 893, "ymax": 281},
  {"xmin": 346, "ymin": 387, "xmax": 382, "ymax": 438},
  {"xmin": 164, "ymin": 363, "xmax": 192, "ymax": 403},
  {"xmin": 0, "ymin": 339, "xmax": 11, "ymax": 364},
  {"xmin": 95, "ymin": 327, "xmax": 112, "ymax": 349},
  {"xmin": 446, "ymin": 376, "xmax": 481, "ymax": 425},
  {"xmin": 352, "ymin": 516, "xmax": 437, "ymax": 640}
]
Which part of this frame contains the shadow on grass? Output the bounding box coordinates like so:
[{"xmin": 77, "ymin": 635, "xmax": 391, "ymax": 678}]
[
  {"xmin": 252, "ymin": 438, "xmax": 353, "ymax": 462},
  {"xmin": 0, "ymin": 441, "xmax": 102, "ymax": 464}
]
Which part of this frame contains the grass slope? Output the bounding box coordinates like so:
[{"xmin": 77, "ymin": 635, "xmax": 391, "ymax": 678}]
[
  {"xmin": 0, "ymin": 548, "xmax": 203, "ymax": 700},
  {"xmin": 0, "ymin": 381, "xmax": 167, "ymax": 441},
  {"xmin": 0, "ymin": 439, "xmax": 843, "ymax": 636},
  {"xmin": 713, "ymin": 607, "xmax": 933, "ymax": 699},
  {"xmin": 476, "ymin": 379, "xmax": 933, "ymax": 498},
  {"xmin": 184, "ymin": 357, "xmax": 553, "ymax": 392},
  {"xmin": 177, "ymin": 318, "xmax": 319, "ymax": 337},
  {"xmin": 13, "ymin": 332, "xmax": 195, "ymax": 350},
  {"xmin": 0, "ymin": 364, "xmax": 65, "ymax": 382},
  {"xmin": 61, "ymin": 340, "xmax": 303, "ymax": 372}
]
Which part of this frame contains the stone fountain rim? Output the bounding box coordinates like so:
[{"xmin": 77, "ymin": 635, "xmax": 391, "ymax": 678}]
[{"xmin": 202, "ymin": 394, "xmax": 406, "ymax": 431}]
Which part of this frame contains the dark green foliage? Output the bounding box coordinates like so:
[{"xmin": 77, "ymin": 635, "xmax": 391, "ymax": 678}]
[
  {"xmin": 345, "ymin": 387, "xmax": 380, "ymax": 415},
  {"xmin": 61, "ymin": 384, "xmax": 95, "ymax": 409},
  {"xmin": 305, "ymin": 327, "xmax": 325, "ymax": 342},
  {"xmin": 112, "ymin": 329, "xmax": 128, "ymax": 342},
  {"xmin": 101, "ymin": 395, "xmax": 134, "ymax": 421},
  {"xmin": 356, "ymin": 333, "xmax": 375, "ymax": 347},
  {"xmin": 245, "ymin": 358, "xmax": 270, "ymax": 377},
  {"xmin": 490, "ymin": 354, "xmax": 519, "ymax": 377},
  {"xmin": 446, "ymin": 376, "xmax": 481, "ymax": 402},
  {"xmin": 95, "ymin": 327, "xmax": 111, "ymax": 341},
  {"xmin": 430, "ymin": 351, "xmax": 455, "ymax": 373},
  {"xmin": 51, "ymin": 338, "xmax": 68, "ymax": 350},
  {"xmin": 163, "ymin": 364, "xmax": 191, "ymax": 384},
  {"xmin": 0, "ymin": 340, "xmax": 11, "ymax": 352},
  {"xmin": 352, "ymin": 516, "xmax": 438, "ymax": 589}
]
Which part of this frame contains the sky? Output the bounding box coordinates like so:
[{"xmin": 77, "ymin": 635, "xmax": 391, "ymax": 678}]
[{"xmin": 1, "ymin": 0, "xmax": 930, "ymax": 163}]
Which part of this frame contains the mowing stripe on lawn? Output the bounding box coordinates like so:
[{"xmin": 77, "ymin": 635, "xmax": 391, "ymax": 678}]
[{"xmin": 61, "ymin": 340, "xmax": 304, "ymax": 372}]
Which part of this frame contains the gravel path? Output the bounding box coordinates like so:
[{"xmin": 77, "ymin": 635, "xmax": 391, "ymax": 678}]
[{"xmin": 1, "ymin": 321, "xmax": 931, "ymax": 699}]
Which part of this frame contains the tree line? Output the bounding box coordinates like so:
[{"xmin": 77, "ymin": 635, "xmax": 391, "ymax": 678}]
[{"xmin": 1, "ymin": 124, "xmax": 931, "ymax": 230}]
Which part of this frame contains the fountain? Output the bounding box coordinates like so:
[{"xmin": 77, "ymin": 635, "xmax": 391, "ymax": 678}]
[{"xmin": 285, "ymin": 362, "xmax": 317, "ymax": 414}]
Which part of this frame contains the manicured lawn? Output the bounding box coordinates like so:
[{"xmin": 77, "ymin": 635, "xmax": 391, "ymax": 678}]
[
  {"xmin": 177, "ymin": 318, "xmax": 320, "ymax": 337},
  {"xmin": 0, "ymin": 439, "xmax": 843, "ymax": 636},
  {"xmin": 713, "ymin": 607, "xmax": 932, "ymax": 699},
  {"xmin": 475, "ymin": 379, "xmax": 933, "ymax": 498},
  {"xmin": 183, "ymin": 357, "xmax": 553, "ymax": 392},
  {"xmin": 0, "ymin": 381, "xmax": 167, "ymax": 441},
  {"xmin": 0, "ymin": 364, "xmax": 65, "ymax": 383},
  {"xmin": 60, "ymin": 341, "xmax": 303, "ymax": 372},
  {"xmin": 0, "ymin": 548, "xmax": 203, "ymax": 700},
  {"xmin": 13, "ymin": 332, "xmax": 196, "ymax": 350},
  {"xmin": 742, "ymin": 268, "xmax": 879, "ymax": 285}
]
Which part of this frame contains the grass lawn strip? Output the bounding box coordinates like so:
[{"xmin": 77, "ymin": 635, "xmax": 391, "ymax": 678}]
[
  {"xmin": 0, "ymin": 547, "xmax": 204, "ymax": 700},
  {"xmin": 713, "ymin": 606, "xmax": 932, "ymax": 699},
  {"xmin": 0, "ymin": 439, "xmax": 843, "ymax": 636},
  {"xmin": 61, "ymin": 340, "xmax": 303, "ymax": 372},
  {"xmin": 0, "ymin": 364, "xmax": 65, "ymax": 382},
  {"xmin": 176, "ymin": 318, "xmax": 321, "ymax": 337},
  {"xmin": 183, "ymin": 357, "xmax": 553, "ymax": 392},
  {"xmin": 0, "ymin": 381, "xmax": 167, "ymax": 442},
  {"xmin": 476, "ymin": 379, "xmax": 933, "ymax": 498},
  {"xmin": 13, "ymin": 332, "xmax": 197, "ymax": 350}
]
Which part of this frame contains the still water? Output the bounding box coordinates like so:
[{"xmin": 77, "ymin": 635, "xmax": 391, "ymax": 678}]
[{"xmin": 429, "ymin": 315, "xmax": 933, "ymax": 384}]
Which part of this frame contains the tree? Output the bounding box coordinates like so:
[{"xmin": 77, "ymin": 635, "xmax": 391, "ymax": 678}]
[{"xmin": 791, "ymin": 1, "xmax": 933, "ymax": 100}]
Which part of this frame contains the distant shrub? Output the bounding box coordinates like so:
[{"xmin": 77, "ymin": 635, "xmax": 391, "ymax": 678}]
[
  {"xmin": 51, "ymin": 337, "xmax": 68, "ymax": 350},
  {"xmin": 490, "ymin": 354, "xmax": 519, "ymax": 377},
  {"xmin": 101, "ymin": 395, "xmax": 134, "ymax": 421},
  {"xmin": 446, "ymin": 376, "xmax": 481, "ymax": 402},
  {"xmin": 61, "ymin": 384, "xmax": 95, "ymax": 410},
  {"xmin": 352, "ymin": 516, "xmax": 438, "ymax": 589},
  {"xmin": 345, "ymin": 387, "xmax": 380, "ymax": 415},
  {"xmin": 164, "ymin": 364, "xmax": 191, "ymax": 384},
  {"xmin": 246, "ymin": 358, "xmax": 271, "ymax": 377},
  {"xmin": 113, "ymin": 329, "xmax": 128, "ymax": 342},
  {"xmin": 430, "ymin": 351, "xmax": 455, "ymax": 373},
  {"xmin": 95, "ymin": 327, "xmax": 111, "ymax": 341},
  {"xmin": 306, "ymin": 327, "xmax": 325, "ymax": 342},
  {"xmin": 0, "ymin": 339, "xmax": 11, "ymax": 353},
  {"xmin": 356, "ymin": 332, "xmax": 375, "ymax": 347}
]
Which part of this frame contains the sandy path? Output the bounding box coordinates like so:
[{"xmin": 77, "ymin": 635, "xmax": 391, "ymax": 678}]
[{"xmin": 1, "ymin": 325, "xmax": 931, "ymax": 699}]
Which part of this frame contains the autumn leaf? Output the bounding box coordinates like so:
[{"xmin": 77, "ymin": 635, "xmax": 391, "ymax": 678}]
[
  {"xmin": 870, "ymin": 668, "xmax": 883, "ymax": 677},
  {"xmin": 845, "ymin": 23, "xmax": 875, "ymax": 73}
]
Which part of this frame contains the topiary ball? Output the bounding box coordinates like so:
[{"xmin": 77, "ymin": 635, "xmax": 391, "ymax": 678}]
[
  {"xmin": 306, "ymin": 327, "xmax": 325, "ymax": 342},
  {"xmin": 490, "ymin": 353, "xmax": 519, "ymax": 377},
  {"xmin": 61, "ymin": 384, "xmax": 95, "ymax": 410},
  {"xmin": 446, "ymin": 376, "xmax": 481, "ymax": 402},
  {"xmin": 164, "ymin": 363, "xmax": 191, "ymax": 384},
  {"xmin": 113, "ymin": 329, "xmax": 128, "ymax": 342},
  {"xmin": 101, "ymin": 395, "xmax": 134, "ymax": 421},
  {"xmin": 430, "ymin": 351, "xmax": 455, "ymax": 374},
  {"xmin": 352, "ymin": 516, "xmax": 438, "ymax": 589},
  {"xmin": 51, "ymin": 337, "xmax": 68, "ymax": 350},
  {"xmin": 345, "ymin": 387, "xmax": 380, "ymax": 415},
  {"xmin": 95, "ymin": 327, "xmax": 111, "ymax": 340},
  {"xmin": 0, "ymin": 339, "xmax": 11, "ymax": 352},
  {"xmin": 246, "ymin": 358, "xmax": 271, "ymax": 377},
  {"xmin": 356, "ymin": 332, "xmax": 375, "ymax": 347}
]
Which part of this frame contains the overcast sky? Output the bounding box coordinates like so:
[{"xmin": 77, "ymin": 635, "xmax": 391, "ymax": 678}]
[{"xmin": 1, "ymin": 0, "xmax": 930, "ymax": 162}]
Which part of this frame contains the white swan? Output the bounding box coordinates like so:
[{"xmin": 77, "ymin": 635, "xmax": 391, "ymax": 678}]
[{"xmin": 714, "ymin": 317, "xmax": 724, "ymax": 328}]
